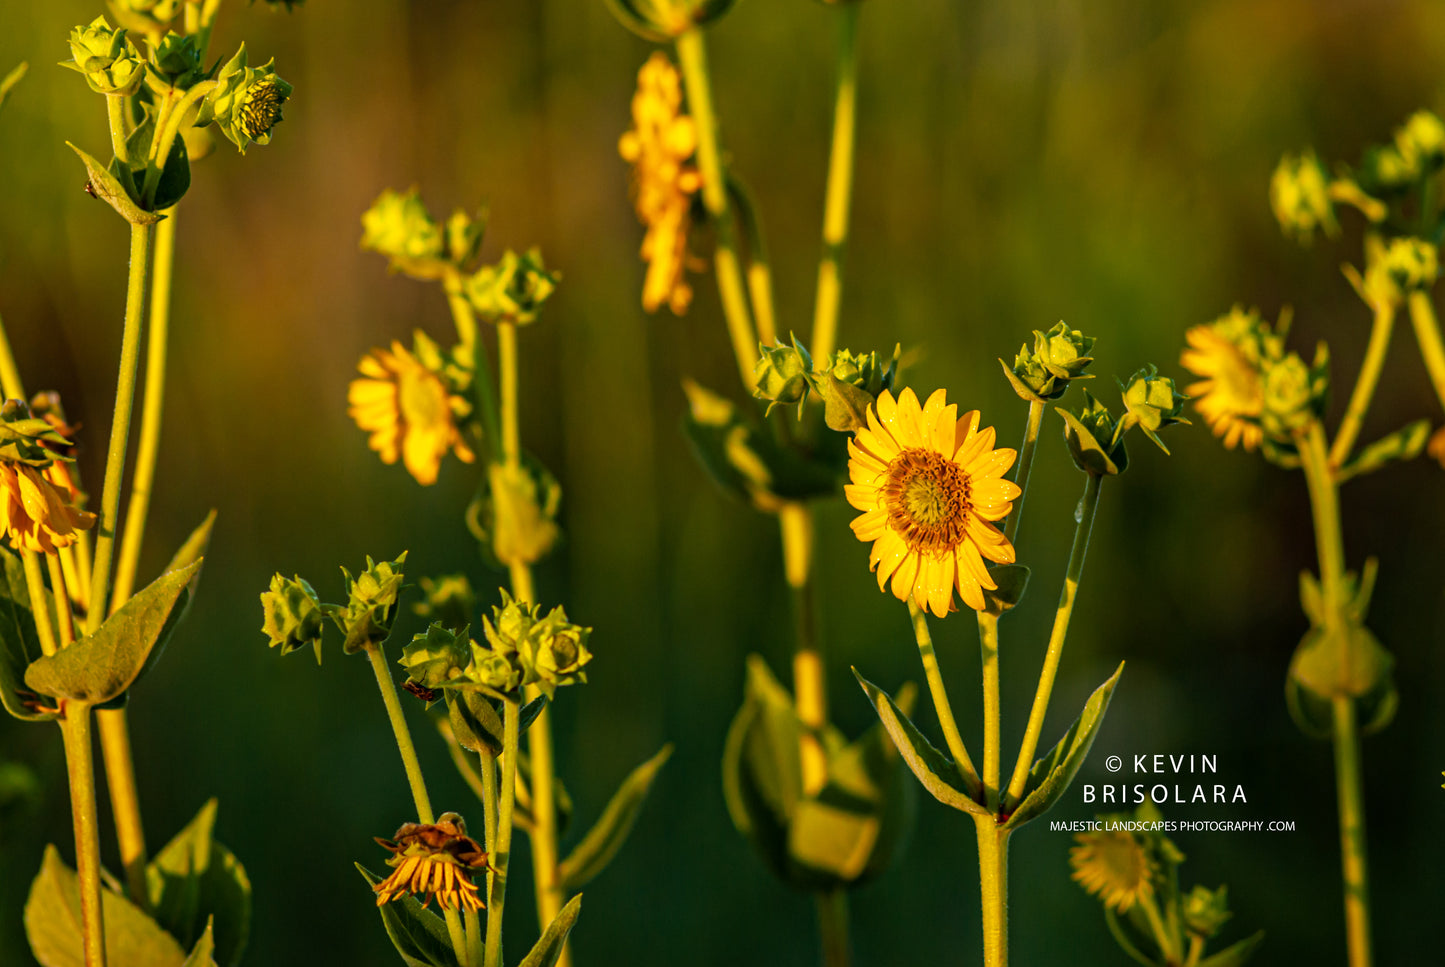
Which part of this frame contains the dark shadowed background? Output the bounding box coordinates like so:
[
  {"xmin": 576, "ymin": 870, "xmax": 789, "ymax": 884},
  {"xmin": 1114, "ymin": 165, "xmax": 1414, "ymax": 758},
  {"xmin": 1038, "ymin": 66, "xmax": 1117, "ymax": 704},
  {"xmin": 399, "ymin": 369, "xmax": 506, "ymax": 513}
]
[{"xmin": 1, "ymin": 0, "xmax": 1443, "ymax": 963}]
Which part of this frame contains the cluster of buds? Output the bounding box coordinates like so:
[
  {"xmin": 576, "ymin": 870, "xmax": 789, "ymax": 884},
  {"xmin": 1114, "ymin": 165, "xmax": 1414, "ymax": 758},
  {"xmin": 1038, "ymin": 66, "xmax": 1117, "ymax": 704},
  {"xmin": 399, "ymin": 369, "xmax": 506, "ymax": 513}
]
[
  {"xmin": 1349, "ymin": 235, "xmax": 1440, "ymax": 310},
  {"xmin": 752, "ymin": 337, "xmax": 900, "ymax": 431},
  {"xmin": 411, "ymin": 573, "xmax": 477, "ymax": 632},
  {"xmin": 1056, "ymin": 364, "xmax": 1184, "ymax": 476},
  {"xmin": 1363, "ymin": 109, "xmax": 1445, "ymax": 191},
  {"xmin": 107, "ymin": 0, "xmax": 184, "ymax": 39},
  {"xmin": 259, "ymin": 554, "xmax": 408, "ymax": 661},
  {"xmin": 463, "ymin": 249, "xmax": 559, "ymax": 326},
  {"xmin": 1269, "ymin": 150, "xmax": 1338, "ymax": 242},
  {"xmin": 1001, "ymin": 321, "xmax": 1096, "ymax": 403},
  {"xmin": 61, "ymin": 17, "xmax": 144, "ymax": 95},
  {"xmin": 199, "ymin": 44, "xmax": 294, "ymax": 153}
]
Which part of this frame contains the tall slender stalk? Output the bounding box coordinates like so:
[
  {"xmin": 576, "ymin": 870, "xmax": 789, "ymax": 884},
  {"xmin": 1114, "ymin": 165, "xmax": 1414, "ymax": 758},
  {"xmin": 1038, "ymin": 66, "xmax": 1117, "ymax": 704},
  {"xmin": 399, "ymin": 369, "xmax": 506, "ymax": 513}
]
[
  {"xmin": 977, "ymin": 613, "xmax": 1002, "ymax": 811},
  {"xmin": 908, "ymin": 602, "xmax": 980, "ymax": 792},
  {"xmin": 62, "ymin": 704, "xmax": 107, "ymax": 967},
  {"xmin": 1328, "ymin": 303, "xmax": 1394, "ymax": 468},
  {"xmin": 809, "ymin": 1, "xmax": 860, "ymax": 364},
  {"xmin": 1407, "ymin": 290, "xmax": 1445, "ymax": 413},
  {"xmin": 1003, "ymin": 400, "xmax": 1044, "ymax": 546},
  {"xmin": 815, "ymin": 890, "xmax": 851, "ymax": 967},
  {"xmin": 484, "ymin": 698, "xmax": 521, "ymax": 967},
  {"xmin": 781, "ymin": 502, "xmax": 828, "ymax": 795},
  {"xmin": 446, "ymin": 273, "xmax": 501, "ymax": 448},
  {"xmin": 974, "ymin": 817, "xmax": 1010, "ymax": 967}
]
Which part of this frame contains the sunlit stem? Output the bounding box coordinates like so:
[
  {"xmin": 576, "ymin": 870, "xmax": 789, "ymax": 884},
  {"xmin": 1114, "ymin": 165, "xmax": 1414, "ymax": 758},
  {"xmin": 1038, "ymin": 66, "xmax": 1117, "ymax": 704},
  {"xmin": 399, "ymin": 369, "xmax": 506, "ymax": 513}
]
[
  {"xmin": 726, "ymin": 177, "xmax": 777, "ymax": 347},
  {"xmin": 88, "ymin": 223, "xmax": 152, "ymax": 630},
  {"xmin": 22, "ymin": 551, "xmax": 58, "ymax": 658},
  {"xmin": 484, "ymin": 697, "xmax": 521, "ymax": 967},
  {"xmin": 815, "ymin": 889, "xmax": 851, "ymax": 967},
  {"xmin": 1407, "ymin": 290, "xmax": 1445, "ymax": 415},
  {"xmin": 62, "ymin": 704, "xmax": 108, "ymax": 967},
  {"xmin": 1003, "ymin": 471, "xmax": 1101, "ymax": 811},
  {"xmin": 809, "ymin": 0, "xmax": 859, "ymax": 364},
  {"xmin": 47, "ymin": 554, "xmax": 75, "ymax": 646},
  {"xmin": 1003, "ymin": 400, "xmax": 1045, "ymax": 546},
  {"xmin": 781, "ymin": 502, "xmax": 828, "ymax": 795},
  {"xmin": 973, "ymin": 816, "xmax": 1010, "ymax": 967},
  {"xmin": 479, "ymin": 748, "xmax": 499, "ymax": 897},
  {"xmin": 140, "ymin": 82, "xmax": 216, "ymax": 209},
  {"xmin": 1328, "ymin": 302, "xmax": 1394, "ymax": 469},
  {"xmin": 1137, "ymin": 891, "xmax": 1180, "ymax": 963},
  {"xmin": 445, "ymin": 271, "xmax": 501, "ymax": 449},
  {"xmin": 908, "ymin": 601, "xmax": 981, "ymax": 793},
  {"xmin": 106, "ymin": 95, "xmax": 132, "ymax": 164},
  {"xmin": 0, "ymin": 310, "xmax": 24, "ymax": 401},
  {"xmin": 675, "ymin": 27, "xmax": 760, "ymax": 388},
  {"xmin": 977, "ymin": 612, "xmax": 1002, "ymax": 811}
]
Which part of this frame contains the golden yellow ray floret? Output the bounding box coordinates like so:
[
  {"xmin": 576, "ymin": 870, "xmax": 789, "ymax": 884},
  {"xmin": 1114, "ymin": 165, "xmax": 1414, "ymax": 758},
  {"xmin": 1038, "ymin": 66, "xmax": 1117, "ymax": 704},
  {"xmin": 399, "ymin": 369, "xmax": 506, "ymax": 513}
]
[
  {"xmin": 348, "ymin": 341, "xmax": 474, "ymax": 486},
  {"xmin": 0, "ymin": 461, "xmax": 96, "ymax": 555},
  {"xmin": 1180, "ymin": 319, "xmax": 1266, "ymax": 452},
  {"xmin": 1069, "ymin": 828, "xmax": 1155, "ymax": 913},
  {"xmin": 844, "ymin": 387, "xmax": 1020, "ymax": 618},
  {"xmin": 373, "ymin": 815, "xmax": 488, "ymax": 913}
]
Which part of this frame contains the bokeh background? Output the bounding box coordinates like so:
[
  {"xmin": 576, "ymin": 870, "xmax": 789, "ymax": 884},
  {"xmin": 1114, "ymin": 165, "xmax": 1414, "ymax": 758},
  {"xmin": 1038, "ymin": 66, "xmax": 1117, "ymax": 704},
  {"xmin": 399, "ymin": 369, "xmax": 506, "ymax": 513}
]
[{"xmin": 2, "ymin": 0, "xmax": 1444, "ymax": 963}]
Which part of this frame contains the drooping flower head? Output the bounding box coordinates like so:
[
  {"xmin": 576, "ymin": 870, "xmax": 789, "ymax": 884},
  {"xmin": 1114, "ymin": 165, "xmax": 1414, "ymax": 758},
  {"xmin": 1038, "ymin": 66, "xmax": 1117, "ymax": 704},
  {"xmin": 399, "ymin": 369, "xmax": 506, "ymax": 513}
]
[
  {"xmin": 201, "ymin": 44, "xmax": 293, "ymax": 152},
  {"xmin": 1069, "ymin": 826, "xmax": 1155, "ymax": 913},
  {"xmin": 845, "ymin": 388, "xmax": 1020, "ymax": 617},
  {"xmin": 373, "ymin": 813, "xmax": 488, "ymax": 913},
  {"xmin": 619, "ymin": 52, "xmax": 702, "ymax": 315},
  {"xmin": 0, "ymin": 399, "xmax": 96, "ymax": 555},
  {"xmin": 1179, "ymin": 307, "xmax": 1280, "ymax": 452},
  {"xmin": 348, "ymin": 332, "xmax": 475, "ymax": 486}
]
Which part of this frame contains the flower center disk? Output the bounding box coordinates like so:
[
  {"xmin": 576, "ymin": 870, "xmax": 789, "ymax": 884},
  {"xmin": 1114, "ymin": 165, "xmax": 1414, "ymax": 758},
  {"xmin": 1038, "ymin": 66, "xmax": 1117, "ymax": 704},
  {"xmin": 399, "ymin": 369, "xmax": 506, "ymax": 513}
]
[{"xmin": 883, "ymin": 447, "xmax": 971, "ymax": 554}]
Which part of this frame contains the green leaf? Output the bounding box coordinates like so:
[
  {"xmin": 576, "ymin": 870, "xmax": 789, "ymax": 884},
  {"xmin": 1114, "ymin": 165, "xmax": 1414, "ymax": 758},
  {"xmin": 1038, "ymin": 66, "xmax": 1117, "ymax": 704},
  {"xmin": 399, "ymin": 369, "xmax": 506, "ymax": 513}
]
[
  {"xmin": 447, "ymin": 691, "xmax": 504, "ymax": 755},
  {"xmin": 981, "ymin": 564, "xmax": 1030, "ymax": 617},
  {"xmin": 1058, "ymin": 407, "xmax": 1126, "ymax": 476},
  {"xmin": 1288, "ymin": 624, "xmax": 1394, "ymax": 699},
  {"xmin": 180, "ymin": 920, "xmax": 217, "ymax": 967},
  {"xmin": 519, "ymin": 694, "xmax": 549, "ymax": 735},
  {"xmin": 720, "ymin": 657, "xmax": 799, "ymax": 881},
  {"xmin": 1002, "ymin": 661, "xmax": 1124, "ymax": 830},
  {"xmin": 68, "ymin": 142, "xmax": 163, "ymax": 225},
  {"xmin": 25, "ymin": 844, "xmax": 187, "ymax": 967},
  {"xmin": 558, "ymin": 744, "xmax": 672, "ymax": 891},
  {"xmin": 356, "ymin": 865, "xmax": 460, "ymax": 967},
  {"xmin": 0, "ymin": 62, "xmax": 27, "ymax": 114},
  {"xmin": 151, "ymin": 132, "xmax": 191, "ymax": 211},
  {"xmin": 1198, "ymin": 930, "xmax": 1265, "ymax": 967},
  {"xmin": 146, "ymin": 799, "xmax": 251, "ymax": 967},
  {"xmin": 517, "ymin": 893, "xmax": 583, "ymax": 967},
  {"xmin": 816, "ymin": 374, "xmax": 873, "ymax": 433},
  {"xmin": 1336, "ymin": 419, "xmax": 1431, "ymax": 483},
  {"xmin": 25, "ymin": 560, "xmax": 201, "ymax": 705},
  {"xmin": 853, "ymin": 667, "xmax": 988, "ymax": 816},
  {"xmin": 0, "ymin": 547, "xmax": 56, "ymax": 722}
]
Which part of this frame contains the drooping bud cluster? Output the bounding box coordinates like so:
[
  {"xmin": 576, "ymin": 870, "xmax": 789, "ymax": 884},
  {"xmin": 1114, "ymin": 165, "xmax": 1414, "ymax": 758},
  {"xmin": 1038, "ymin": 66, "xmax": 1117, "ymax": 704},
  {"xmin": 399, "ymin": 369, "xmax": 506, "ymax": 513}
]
[
  {"xmin": 451, "ymin": 591, "xmax": 593, "ymax": 699},
  {"xmin": 463, "ymin": 249, "xmax": 559, "ymax": 325}
]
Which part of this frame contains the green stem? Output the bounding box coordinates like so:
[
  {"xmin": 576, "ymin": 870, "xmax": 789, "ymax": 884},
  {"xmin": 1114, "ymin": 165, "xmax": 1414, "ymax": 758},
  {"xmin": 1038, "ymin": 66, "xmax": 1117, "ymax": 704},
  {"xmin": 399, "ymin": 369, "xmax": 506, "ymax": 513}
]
[
  {"xmin": 1300, "ymin": 424, "xmax": 1345, "ymax": 600},
  {"xmin": 1184, "ymin": 934, "xmax": 1205, "ymax": 967},
  {"xmin": 479, "ymin": 749, "xmax": 499, "ymax": 885},
  {"xmin": 1328, "ymin": 303, "xmax": 1395, "ymax": 469},
  {"xmin": 445, "ymin": 271, "xmax": 501, "ymax": 449},
  {"xmin": 140, "ymin": 82, "xmax": 216, "ymax": 209},
  {"xmin": 97, "ymin": 711, "xmax": 148, "ymax": 906},
  {"xmin": 674, "ymin": 27, "xmax": 760, "ymax": 388},
  {"xmin": 973, "ymin": 816, "xmax": 1010, "ymax": 967},
  {"xmin": 1003, "ymin": 400, "xmax": 1045, "ymax": 546},
  {"xmin": 781, "ymin": 502, "xmax": 828, "ymax": 795},
  {"xmin": 464, "ymin": 906, "xmax": 483, "ymax": 967},
  {"xmin": 62, "ymin": 705, "xmax": 108, "ymax": 967},
  {"xmin": 497, "ymin": 322, "xmax": 521, "ymax": 469},
  {"xmin": 1003, "ymin": 472, "xmax": 1102, "ymax": 811},
  {"xmin": 0, "ymin": 309, "xmax": 24, "ymax": 400},
  {"xmin": 111, "ymin": 209, "xmax": 177, "ymax": 611},
  {"xmin": 484, "ymin": 698, "xmax": 521, "ymax": 967},
  {"xmin": 809, "ymin": 0, "xmax": 859, "ymax": 364},
  {"xmin": 1332, "ymin": 695, "xmax": 1373, "ymax": 967},
  {"xmin": 87, "ymin": 223, "xmax": 153, "ymax": 631},
  {"xmin": 908, "ymin": 602, "xmax": 982, "ymax": 796},
  {"xmin": 1407, "ymin": 290, "xmax": 1445, "ymax": 415},
  {"xmin": 1137, "ymin": 891, "xmax": 1179, "ymax": 964},
  {"xmin": 978, "ymin": 612, "xmax": 1002, "ymax": 811},
  {"xmin": 106, "ymin": 95, "xmax": 132, "ymax": 164},
  {"xmin": 815, "ymin": 890, "xmax": 850, "ymax": 967},
  {"xmin": 21, "ymin": 551, "xmax": 58, "ymax": 658},
  {"xmin": 726, "ymin": 176, "xmax": 778, "ymax": 347},
  {"xmin": 365, "ymin": 642, "xmax": 434, "ymax": 823}
]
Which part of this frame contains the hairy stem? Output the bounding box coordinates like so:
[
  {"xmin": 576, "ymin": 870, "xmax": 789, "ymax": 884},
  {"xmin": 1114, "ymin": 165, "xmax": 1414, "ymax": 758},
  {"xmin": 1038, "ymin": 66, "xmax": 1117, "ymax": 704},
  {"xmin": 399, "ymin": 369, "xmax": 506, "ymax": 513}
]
[
  {"xmin": 974, "ymin": 817, "xmax": 1010, "ymax": 967},
  {"xmin": 483, "ymin": 698, "xmax": 521, "ymax": 967},
  {"xmin": 62, "ymin": 705, "xmax": 108, "ymax": 967}
]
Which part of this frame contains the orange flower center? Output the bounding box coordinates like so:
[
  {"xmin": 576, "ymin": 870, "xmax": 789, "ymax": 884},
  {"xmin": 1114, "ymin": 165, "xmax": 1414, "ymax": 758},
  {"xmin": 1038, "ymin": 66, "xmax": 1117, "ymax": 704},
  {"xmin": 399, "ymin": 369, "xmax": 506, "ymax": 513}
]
[{"xmin": 883, "ymin": 448, "xmax": 971, "ymax": 553}]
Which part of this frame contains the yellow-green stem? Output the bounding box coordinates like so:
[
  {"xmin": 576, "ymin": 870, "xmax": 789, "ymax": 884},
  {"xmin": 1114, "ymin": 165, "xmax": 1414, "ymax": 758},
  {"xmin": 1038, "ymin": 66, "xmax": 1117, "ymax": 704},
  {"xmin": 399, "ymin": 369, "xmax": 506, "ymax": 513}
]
[
  {"xmin": 674, "ymin": 27, "xmax": 760, "ymax": 388},
  {"xmin": 908, "ymin": 602, "xmax": 981, "ymax": 796},
  {"xmin": 978, "ymin": 613, "xmax": 1002, "ymax": 811},
  {"xmin": 484, "ymin": 698, "xmax": 521, "ymax": 967},
  {"xmin": 445, "ymin": 272, "xmax": 501, "ymax": 448},
  {"xmin": 1332, "ymin": 696, "xmax": 1373, "ymax": 967},
  {"xmin": 815, "ymin": 889, "xmax": 850, "ymax": 967},
  {"xmin": 479, "ymin": 748, "xmax": 499, "ymax": 894},
  {"xmin": 1407, "ymin": 290, "xmax": 1445, "ymax": 414},
  {"xmin": 88, "ymin": 223, "xmax": 153, "ymax": 630},
  {"xmin": 0, "ymin": 309, "xmax": 24, "ymax": 401},
  {"xmin": 106, "ymin": 96, "xmax": 131, "ymax": 164},
  {"xmin": 1003, "ymin": 400, "xmax": 1045, "ymax": 546},
  {"xmin": 1185, "ymin": 934, "xmax": 1205, "ymax": 967},
  {"xmin": 111, "ymin": 208, "xmax": 177, "ymax": 611},
  {"xmin": 1328, "ymin": 303, "xmax": 1394, "ymax": 469},
  {"xmin": 973, "ymin": 816, "xmax": 1009, "ymax": 967},
  {"xmin": 46, "ymin": 554, "xmax": 75, "ymax": 646},
  {"xmin": 498, "ymin": 323, "xmax": 521, "ymax": 469},
  {"xmin": 781, "ymin": 502, "xmax": 828, "ymax": 795},
  {"xmin": 1137, "ymin": 891, "xmax": 1180, "ymax": 964},
  {"xmin": 62, "ymin": 705, "xmax": 108, "ymax": 967},
  {"xmin": 98, "ymin": 710, "xmax": 149, "ymax": 905},
  {"xmin": 1003, "ymin": 472, "xmax": 1101, "ymax": 810},
  {"xmin": 726, "ymin": 177, "xmax": 777, "ymax": 347},
  {"xmin": 22, "ymin": 551, "xmax": 58, "ymax": 658},
  {"xmin": 365, "ymin": 642, "xmax": 434, "ymax": 823},
  {"xmin": 809, "ymin": 0, "xmax": 859, "ymax": 364}
]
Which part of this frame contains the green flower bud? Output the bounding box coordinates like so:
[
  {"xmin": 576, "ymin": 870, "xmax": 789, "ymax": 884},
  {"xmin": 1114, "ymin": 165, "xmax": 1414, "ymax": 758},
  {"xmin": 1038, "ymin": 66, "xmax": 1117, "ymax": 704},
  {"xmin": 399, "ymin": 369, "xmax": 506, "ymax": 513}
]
[
  {"xmin": 464, "ymin": 249, "xmax": 559, "ymax": 325},
  {"xmin": 524, "ymin": 605, "xmax": 593, "ymax": 697},
  {"xmin": 1118, "ymin": 365, "xmax": 1189, "ymax": 454},
  {"xmin": 338, "ymin": 552, "xmax": 408, "ymax": 653},
  {"xmin": 471, "ymin": 459, "xmax": 562, "ymax": 568},
  {"xmin": 1000, "ymin": 321, "xmax": 1095, "ymax": 402},
  {"xmin": 1182, "ymin": 884, "xmax": 1233, "ymax": 939},
  {"xmin": 1058, "ymin": 389, "xmax": 1127, "ymax": 476},
  {"xmin": 399, "ymin": 623, "xmax": 472, "ymax": 692},
  {"xmin": 481, "ymin": 590, "xmax": 536, "ymax": 658},
  {"xmin": 146, "ymin": 31, "xmax": 204, "ymax": 91},
  {"xmin": 61, "ymin": 18, "xmax": 144, "ymax": 96},
  {"xmin": 752, "ymin": 338, "xmax": 813, "ymax": 412},
  {"xmin": 1269, "ymin": 150, "xmax": 1337, "ymax": 243},
  {"xmin": 201, "ymin": 44, "xmax": 293, "ymax": 153},
  {"xmin": 1395, "ymin": 110, "xmax": 1445, "ymax": 174},
  {"xmin": 446, "ymin": 209, "xmax": 487, "ymax": 267},
  {"xmin": 260, "ymin": 574, "xmax": 325, "ymax": 661},
  {"xmin": 607, "ymin": 0, "xmax": 736, "ymax": 42},
  {"xmin": 1260, "ymin": 346, "xmax": 1329, "ymax": 442},
  {"xmin": 823, "ymin": 347, "xmax": 896, "ymax": 397},
  {"xmin": 361, "ymin": 187, "xmax": 447, "ymax": 277},
  {"xmin": 464, "ymin": 640, "xmax": 525, "ymax": 694},
  {"xmin": 412, "ymin": 574, "xmax": 477, "ymax": 631}
]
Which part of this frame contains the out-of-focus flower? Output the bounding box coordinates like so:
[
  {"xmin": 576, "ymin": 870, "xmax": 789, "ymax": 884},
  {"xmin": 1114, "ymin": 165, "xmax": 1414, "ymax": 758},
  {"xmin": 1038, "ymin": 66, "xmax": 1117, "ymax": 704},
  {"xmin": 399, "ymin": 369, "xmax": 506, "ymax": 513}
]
[
  {"xmin": 1180, "ymin": 308, "xmax": 1278, "ymax": 452},
  {"xmin": 1069, "ymin": 826, "xmax": 1155, "ymax": 913},
  {"xmin": 1270, "ymin": 151, "xmax": 1337, "ymax": 242}
]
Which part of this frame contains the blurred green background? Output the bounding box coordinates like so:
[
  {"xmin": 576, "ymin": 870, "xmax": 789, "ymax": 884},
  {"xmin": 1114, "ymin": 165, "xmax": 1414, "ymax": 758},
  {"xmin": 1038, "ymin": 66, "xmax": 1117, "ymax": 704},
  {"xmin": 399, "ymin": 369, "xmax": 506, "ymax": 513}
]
[{"xmin": 2, "ymin": 0, "xmax": 1444, "ymax": 963}]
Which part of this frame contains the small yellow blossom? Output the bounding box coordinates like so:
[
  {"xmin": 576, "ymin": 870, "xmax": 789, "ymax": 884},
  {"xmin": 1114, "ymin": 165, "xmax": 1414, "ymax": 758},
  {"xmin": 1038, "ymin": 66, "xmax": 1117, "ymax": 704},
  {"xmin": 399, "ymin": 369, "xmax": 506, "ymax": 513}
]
[
  {"xmin": 373, "ymin": 813, "xmax": 488, "ymax": 913},
  {"xmin": 1180, "ymin": 308, "xmax": 1272, "ymax": 452},
  {"xmin": 1069, "ymin": 827, "xmax": 1155, "ymax": 913},
  {"xmin": 619, "ymin": 52, "xmax": 702, "ymax": 316},
  {"xmin": 348, "ymin": 338, "xmax": 474, "ymax": 486},
  {"xmin": 844, "ymin": 388, "xmax": 1020, "ymax": 617}
]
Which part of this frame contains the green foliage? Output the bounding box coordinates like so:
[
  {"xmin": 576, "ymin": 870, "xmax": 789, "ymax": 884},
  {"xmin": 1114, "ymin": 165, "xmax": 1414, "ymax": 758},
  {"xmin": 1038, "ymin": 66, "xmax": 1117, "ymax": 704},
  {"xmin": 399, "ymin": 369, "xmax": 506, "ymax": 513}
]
[
  {"xmin": 1335, "ymin": 419, "xmax": 1431, "ymax": 482},
  {"xmin": 980, "ymin": 564, "xmax": 1030, "ymax": 617},
  {"xmin": 146, "ymin": 800, "xmax": 252, "ymax": 967},
  {"xmin": 517, "ymin": 894, "xmax": 583, "ymax": 967},
  {"xmin": 558, "ymin": 744, "xmax": 672, "ymax": 891},
  {"xmin": 355, "ymin": 865, "xmax": 460, "ymax": 967},
  {"xmin": 0, "ymin": 546, "xmax": 55, "ymax": 722},
  {"xmin": 68, "ymin": 141, "xmax": 162, "ymax": 225}
]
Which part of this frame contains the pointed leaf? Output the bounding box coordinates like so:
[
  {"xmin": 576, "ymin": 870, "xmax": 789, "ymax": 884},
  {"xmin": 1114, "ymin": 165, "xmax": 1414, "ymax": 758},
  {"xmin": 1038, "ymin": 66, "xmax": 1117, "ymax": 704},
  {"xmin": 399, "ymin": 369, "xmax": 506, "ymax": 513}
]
[
  {"xmin": 853, "ymin": 668, "xmax": 989, "ymax": 816},
  {"xmin": 25, "ymin": 844, "xmax": 187, "ymax": 967},
  {"xmin": 180, "ymin": 920, "xmax": 217, "ymax": 967},
  {"xmin": 1002, "ymin": 662, "xmax": 1123, "ymax": 830},
  {"xmin": 447, "ymin": 691, "xmax": 504, "ymax": 755},
  {"xmin": 981, "ymin": 564, "xmax": 1030, "ymax": 617},
  {"xmin": 0, "ymin": 62, "xmax": 27, "ymax": 113},
  {"xmin": 151, "ymin": 132, "xmax": 191, "ymax": 211},
  {"xmin": 817, "ymin": 374, "xmax": 874, "ymax": 432},
  {"xmin": 68, "ymin": 141, "xmax": 163, "ymax": 225},
  {"xmin": 519, "ymin": 694, "xmax": 549, "ymax": 735},
  {"xmin": 356, "ymin": 865, "xmax": 461, "ymax": 967},
  {"xmin": 518, "ymin": 893, "xmax": 583, "ymax": 967},
  {"xmin": 1336, "ymin": 419, "xmax": 1430, "ymax": 482},
  {"xmin": 146, "ymin": 799, "xmax": 250, "ymax": 967},
  {"xmin": 25, "ymin": 560, "xmax": 201, "ymax": 704},
  {"xmin": 558, "ymin": 744, "xmax": 672, "ymax": 891},
  {"xmin": 0, "ymin": 547, "xmax": 56, "ymax": 721},
  {"xmin": 1198, "ymin": 930, "xmax": 1265, "ymax": 967}
]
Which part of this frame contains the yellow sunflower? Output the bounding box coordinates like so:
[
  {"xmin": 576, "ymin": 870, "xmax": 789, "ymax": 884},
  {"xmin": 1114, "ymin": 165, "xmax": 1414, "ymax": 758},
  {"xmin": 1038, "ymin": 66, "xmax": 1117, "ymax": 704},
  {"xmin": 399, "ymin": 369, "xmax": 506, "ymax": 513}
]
[
  {"xmin": 348, "ymin": 339, "xmax": 474, "ymax": 486},
  {"xmin": 0, "ymin": 461, "xmax": 96, "ymax": 555},
  {"xmin": 845, "ymin": 388, "xmax": 1020, "ymax": 618},
  {"xmin": 619, "ymin": 52, "xmax": 702, "ymax": 316},
  {"xmin": 373, "ymin": 813, "xmax": 488, "ymax": 914},
  {"xmin": 1069, "ymin": 828, "xmax": 1155, "ymax": 913},
  {"xmin": 1180, "ymin": 310, "xmax": 1269, "ymax": 452}
]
